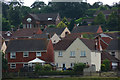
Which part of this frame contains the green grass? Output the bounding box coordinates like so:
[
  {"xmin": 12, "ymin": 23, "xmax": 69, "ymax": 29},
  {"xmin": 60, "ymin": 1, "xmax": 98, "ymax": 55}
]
[{"xmin": 4, "ymin": 77, "xmax": 120, "ymax": 80}]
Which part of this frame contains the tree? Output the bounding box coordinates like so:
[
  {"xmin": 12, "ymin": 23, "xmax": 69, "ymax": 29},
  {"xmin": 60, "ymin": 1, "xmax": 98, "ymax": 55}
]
[
  {"xmin": 106, "ymin": 11, "xmax": 120, "ymax": 31},
  {"xmin": 31, "ymin": 1, "xmax": 45, "ymax": 9},
  {"xmin": 2, "ymin": 53, "xmax": 8, "ymax": 72},
  {"xmin": 2, "ymin": 18, "xmax": 11, "ymax": 31},
  {"xmin": 57, "ymin": 21, "xmax": 67, "ymax": 28},
  {"xmin": 101, "ymin": 59, "xmax": 110, "ymax": 71},
  {"xmin": 94, "ymin": 12, "xmax": 106, "ymax": 25},
  {"xmin": 62, "ymin": 17, "xmax": 69, "ymax": 26},
  {"xmin": 68, "ymin": 19, "xmax": 75, "ymax": 31}
]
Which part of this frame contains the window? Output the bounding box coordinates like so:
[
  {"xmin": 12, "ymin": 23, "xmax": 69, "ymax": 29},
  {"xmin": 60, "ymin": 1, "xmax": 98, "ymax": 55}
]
[
  {"xmin": 30, "ymin": 24, "xmax": 32, "ymax": 28},
  {"xmin": 10, "ymin": 52, "xmax": 16, "ymax": 59},
  {"xmin": 7, "ymin": 33, "xmax": 10, "ymax": 36},
  {"xmin": 81, "ymin": 51, "xmax": 86, "ymax": 57},
  {"xmin": 27, "ymin": 24, "xmax": 29, "ymax": 28},
  {"xmin": 70, "ymin": 63, "xmax": 74, "ymax": 67},
  {"xmin": 10, "ymin": 63, "xmax": 16, "ymax": 69},
  {"xmin": 48, "ymin": 18, "xmax": 52, "ymax": 20},
  {"xmin": 58, "ymin": 51, "xmax": 62, "ymax": 57},
  {"xmin": 23, "ymin": 52, "xmax": 29, "ymax": 57},
  {"xmin": 111, "ymin": 52, "xmax": 115, "ymax": 56},
  {"xmin": 23, "ymin": 63, "xmax": 28, "ymax": 67},
  {"xmin": 70, "ymin": 51, "xmax": 75, "ymax": 57},
  {"xmin": 36, "ymin": 52, "xmax": 41, "ymax": 57}
]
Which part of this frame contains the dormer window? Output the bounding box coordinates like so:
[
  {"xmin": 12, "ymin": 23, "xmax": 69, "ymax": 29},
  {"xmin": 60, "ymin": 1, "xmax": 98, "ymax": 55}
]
[
  {"xmin": 48, "ymin": 18, "xmax": 52, "ymax": 21},
  {"xmin": 27, "ymin": 18, "xmax": 32, "ymax": 22}
]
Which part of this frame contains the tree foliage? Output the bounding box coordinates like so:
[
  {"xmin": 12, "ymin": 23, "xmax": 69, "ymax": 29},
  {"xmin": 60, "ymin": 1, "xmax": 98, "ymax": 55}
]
[
  {"xmin": 101, "ymin": 59, "xmax": 110, "ymax": 71},
  {"xmin": 2, "ymin": 53, "xmax": 8, "ymax": 72},
  {"xmin": 57, "ymin": 21, "xmax": 67, "ymax": 28},
  {"xmin": 94, "ymin": 12, "xmax": 106, "ymax": 25},
  {"xmin": 73, "ymin": 63, "xmax": 86, "ymax": 72}
]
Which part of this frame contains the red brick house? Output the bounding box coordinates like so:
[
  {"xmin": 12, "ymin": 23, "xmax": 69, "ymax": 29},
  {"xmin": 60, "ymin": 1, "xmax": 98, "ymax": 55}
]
[
  {"xmin": 22, "ymin": 13, "xmax": 61, "ymax": 28},
  {"xmin": 6, "ymin": 38, "xmax": 54, "ymax": 72}
]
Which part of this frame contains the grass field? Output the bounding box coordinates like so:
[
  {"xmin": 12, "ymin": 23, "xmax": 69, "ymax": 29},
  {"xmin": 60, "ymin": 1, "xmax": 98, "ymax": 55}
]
[{"xmin": 4, "ymin": 77, "xmax": 120, "ymax": 80}]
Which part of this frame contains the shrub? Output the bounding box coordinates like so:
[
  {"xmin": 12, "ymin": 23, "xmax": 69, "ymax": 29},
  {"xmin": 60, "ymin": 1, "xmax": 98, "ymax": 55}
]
[
  {"xmin": 43, "ymin": 64, "xmax": 52, "ymax": 71},
  {"xmin": 35, "ymin": 64, "xmax": 43, "ymax": 72},
  {"xmin": 101, "ymin": 59, "xmax": 110, "ymax": 71},
  {"xmin": 73, "ymin": 63, "xmax": 86, "ymax": 72}
]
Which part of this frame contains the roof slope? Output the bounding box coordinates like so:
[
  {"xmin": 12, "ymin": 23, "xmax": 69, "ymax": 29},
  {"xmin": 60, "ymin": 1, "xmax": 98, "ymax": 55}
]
[
  {"xmin": 72, "ymin": 25, "xmax": 100, "ymax": 33},
  {"xmin": 43, "ymin": 27, "xmax": 65, "ymax": 35},
  {"xmin": 30, "ymin": 13, "xmax": 58, "ymax": 21},
  {"xmin": 107, "ymin": 39, "xmax": 120, "ymax": 50},
  {"xmin": 54, "ymin": 38, "xmax": 96, "ymax": 50},
  {"xmin": 101, "ymin": 51, "xmax": 119, "ymax": 62},
  {"xmin": 6, "ymin": 38, "xmax": 49, "ymax": 52},
  {"xmin": 12, "ymin": 28, "xmax": 42, "ymax": 38}
]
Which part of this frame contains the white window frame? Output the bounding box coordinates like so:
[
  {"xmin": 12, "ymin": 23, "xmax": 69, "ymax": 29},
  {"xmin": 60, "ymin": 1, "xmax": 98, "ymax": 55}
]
[
  {"xmin": 36, "ymin": 52, "xmax": 41, "ymax": 57},
  {"xmin": 30, "ymin": 24, "xmax": 32, "ymax": 28},
  {"xmin": 23, "ymin": 52, "xmax": 29, "ymax": 57},
  {"xmin": 81, "ymin": 51, "xmax": 86, "ymax": 57},
  {"xmin": 70, "ymin": 51, "xmax": 75, "ymax": 57},
  {"xmin": 23, "ymin": 63, "xmax": 28, "ymax": 67},
  {"xmin": 27, "ymin": 24, "xmax": 29, "ymax": 28},
  {"xmin": 58, "ymin": 51, "xmax": 62, "ymax": 57},
  {"xmin": 10, "ymin": 63, "xmax": 16, "ymax": 69},
  {"xmin": 10, "ymin": 52, "xmax": 16, "ymax": 59}
]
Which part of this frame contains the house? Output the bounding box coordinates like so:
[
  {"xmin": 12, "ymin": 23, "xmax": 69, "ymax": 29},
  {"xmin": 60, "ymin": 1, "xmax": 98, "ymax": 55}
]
[
  {"xmin": 101, "ymin": 51, "xmax": 119, "ymax": 70},
  {"xmin": 54, "ymin": 38, "xmax": 101, "ymax": 71},
  {"xmin": 94, "ymin": 33, "xmax": 113, "ymax": 51},
  {"xmin": 12, "ymin": 28, "xmax": 42, "ymax": 39},
  {"xmin": 2, "ymin": 31, "xmax": 13, "ymax": 41},
  {"xmin": 6, "ymin": 38, "xmax": 54, "ymax": 72},
  {"xmin": 33, "ymin": 33, "xmax": 61, "ymax": 44},
  {"xmin": 106, "ymin": 39, "xmax": 120, "ymax": 61},
  {"xmin": 22, "ymin": 13, "xmax": 61, "ymax": 28},
  {"xmin": 82, "ymin": 19, "xmax": 94, "ymax": 25},
  {"xmin": 72, "ymin": 25, "xmax": 103, "ymax": 33},
  {"xmin": 43, "ymin": 27, "xmax": 71, "ymax": 38}
]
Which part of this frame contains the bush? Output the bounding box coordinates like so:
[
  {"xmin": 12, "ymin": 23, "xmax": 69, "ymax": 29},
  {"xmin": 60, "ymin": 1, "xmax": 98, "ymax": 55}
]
[
  {"xmin": 101, "ymin": 59, "xmax": 110, "ymax": 71},
  {"xmin": 73, "ymin": 63, "xmax": 86, "ymax": 72},
  {"xmin": 35, "ymin": 64, "xmax": 43, "ymax": 72},
  {"xmin": 43, "ymin": 64, "xmax": 52, "ymax": 71}
]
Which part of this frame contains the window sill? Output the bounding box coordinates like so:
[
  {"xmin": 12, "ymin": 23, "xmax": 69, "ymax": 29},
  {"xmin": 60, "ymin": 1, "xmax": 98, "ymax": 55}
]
[
  {"xmin": 80, "ymin": 56, "xmax": 86, "ymax": 57},
  {"xmin": 58, "ymin": 56, "xmax": 63, "ymax": 57},
  {"xmin": 70, "ymin": 56, "xmax": 75, "ymax": 58}
]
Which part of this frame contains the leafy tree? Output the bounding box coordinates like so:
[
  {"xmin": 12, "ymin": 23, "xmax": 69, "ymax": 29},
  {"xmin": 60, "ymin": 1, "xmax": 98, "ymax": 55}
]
[
  {"xmin": 106, "ymin": 11, "xmax": 120, "ymax": 31},
  {"xmin": 68, "ymin": 19, "xmax": 75, "ymax": 31},
  {"xmin": 94, "ymin": 12, "xmax": 106, "ymax": 25},
  {"xmin": 98, "ymin": 5, "xmax": 110, "ymax": 10},
  {"xmin": 73, "ymin": 63, "xmax": 86, "ymax": 72},
  {"xmin": 92, "ymin": 2, "xmax": 103, "ymax": 9},
  {"xmin": 2, "ymin": 18, "xmax": 11, "ymax": 31},
  {"xmin": 31, "ymin": 1, "xmax": 45, "ymax": 9},
  {"xmin": 62, "ymin": 17, "xmax": 69, "ymax": 26},
  {"xmin": 40, "ymin": 6, "xmax": 54, "ymax": 13},
  {"xmin": 57, "ymin": 21, "xmax": 67, "ymax": 28},
  {"xmin": 101, "ymin": 59, "xmax": 110, "ymax": 71},
  {"xmin": 2, "ymin": 53, "xmax": 8, "ymax": 72}
]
